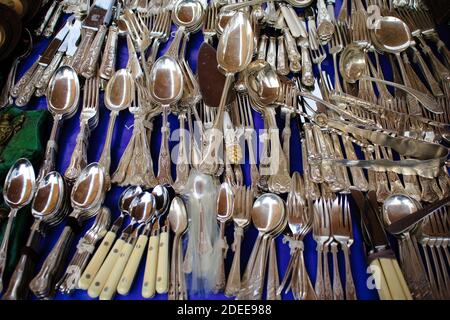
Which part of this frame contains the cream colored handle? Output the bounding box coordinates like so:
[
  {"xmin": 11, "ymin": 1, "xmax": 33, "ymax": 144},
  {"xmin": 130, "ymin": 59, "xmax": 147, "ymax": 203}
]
[
  {"xmin": 390, "ymin": 258, "xmax": 413, "ymax": 300},
  {"xmin": 371, "ymin": 259, "xmax": 391, "ymax": 300},
  {"xmin": 377, "ymin": 258, "xmax": 412, "ymax": 300},
  {"xmin": 155, "ymin": 231, "xmax": 169, "ymax": 294},
  {"xmin": 142, "ymin": 234, "xmax": 159, "ymax": 298},
  {"xmin": 87, "ymin": 238, "xmax": 125, "ymax": 298},
  {"xmin": 79, "ymin": 231, "xmax": 116, "ymax": 290},
  {"xmin": 117, "ymin": 235, "xmax": 148, "ymax": 295},
  {"xmin": 100, "ymin": 242, "xmax": 134, "ymax": 300}
]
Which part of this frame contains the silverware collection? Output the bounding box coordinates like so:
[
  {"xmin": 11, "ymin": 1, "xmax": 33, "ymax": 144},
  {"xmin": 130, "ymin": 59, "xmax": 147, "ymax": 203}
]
[{"xmin": 0, "ymin": 0, "xmax": 449, "ymax": 300}]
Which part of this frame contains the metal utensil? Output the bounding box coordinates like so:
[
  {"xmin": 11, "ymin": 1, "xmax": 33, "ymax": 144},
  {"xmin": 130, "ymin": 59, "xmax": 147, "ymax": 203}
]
[
  {"xmin": 0, "ymin": 158, "xmax": 36, "ymax": 294},
  {"xmin": 29, "ymin": 162, "xmax": 105, "ymax": 299},
  {"xmin": 78, "ymin": 186, "xmax": 142, "ymax": 290}
]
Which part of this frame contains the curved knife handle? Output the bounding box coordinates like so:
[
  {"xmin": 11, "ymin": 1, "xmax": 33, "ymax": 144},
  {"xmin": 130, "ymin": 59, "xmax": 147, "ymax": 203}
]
[
  {"xmin": 35, "ymin": 0, "xmax": 58, "ymax": 36},
  {"xmin": 11, "ymin": 59, "xmax": 39, "ymax": 98},
  {"xmin": 43, "ymin": 2, "xmax": 64, "ymax": 38},
  {"xmin": 65, "ymin": 121, "xmax": 89, "ymax": 182},
  {"xmin": 276, "ymin": 36, "xmax": 289, "ymax": 76},
  {"xmin": 142, "ymin": 233, "xmax": 159, "ymax": 298},
  {"xmin": 15, "ymin": 64, "xmax": 45, "ymax": 107},
  {"xmin": 301, "ymin": 45, "xmax": 315, "ymax": 87},
  {"xmin": 157, "ymin": 107, "xmax": 174, "ymax": 185},
  {"xmin": 99, "ymin": 25, "xmax": 119, "ymax": 80},
  {"xmin": 79, "ymin": 230, "xmax": 116, "ymax": 290},
  {"xmin": 72, "ymin": 28, "xmax": 96, "ymax": 74},
  {"xmin": 155, "ymin": 228, "xmax": 169, "ymax": 294},
  {"xmin": 35, "ymin": 51, "xmax": 64, "ymax": 90},
  {"xmin": 81, "ymin": 25, "xmax": 108, "ymax": 79}
]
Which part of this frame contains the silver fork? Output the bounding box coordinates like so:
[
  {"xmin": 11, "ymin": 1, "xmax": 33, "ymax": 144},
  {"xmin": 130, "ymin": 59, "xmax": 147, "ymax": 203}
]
[
  {"xmin": 64, "ymin": 75, "xmax": 100, "ymax": 183},
  {"xmin": 147, "ymin": 10, "xmax": 171, "ymax": 65},
  {"xmin": 313, "ymin": 198, "xmax": 332, "ymax": 300},
  {"xmin": 225, "ymin": 186, "xmax": 253, "ymax": 297},
  {"xmin": 328, "ymin": 22, "xmax": 344, "ymax": 93},
  {"xmin": 331, "ymin": 196, "xmax": 357, "ymax": 300},
  {"xmin": 203, "ymin": 3, "xmax": 218, "ymax": 44}
]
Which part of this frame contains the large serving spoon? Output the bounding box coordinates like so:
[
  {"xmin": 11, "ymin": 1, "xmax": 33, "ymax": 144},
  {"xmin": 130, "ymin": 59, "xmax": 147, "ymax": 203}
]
[
  {"xmin": 3, "ymin": 171, "xmax": 66, "ymax": 300},
  {"xmin": 78, "ymin": 186, "xmax": 142, "ymax": 290},
  {"xmin": 238, "ymin": 193, "xmax": 285, "ymax": 299},
  {"xmin": 200, "ymin": 11, "xmax": 254, "ymax": 175},
  {"xmin": 29, "ymin": 162, "xmax": 105, "ymax": 299},
  {"xmin": 0, "ymin": 158, "xmax": 36, "ymax": 293},
  {"xmin": 339, "ymin": 43, "xmax": 441, "ymax": 114},
  {"xmin": 99, "ymin": 69, "xmax": 135, "ymax": 187},
  {"xmin": 99, "ymin": 191, "xmax": 155, "ymax": 300},
  {"xmin": 37, "ymin": 65, "xmax": 80, "ymax": 182},
  {"xmin": 382, "ymin": 194, "xmax": 433, "ymax": 300},
  {"xmin": 168, "ymin": 196, "xmax": 188, "ymax": 300}
]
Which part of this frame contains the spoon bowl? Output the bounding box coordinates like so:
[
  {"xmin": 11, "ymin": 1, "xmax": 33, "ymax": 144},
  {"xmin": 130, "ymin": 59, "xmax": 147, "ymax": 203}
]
[
  {"xmin": 47, "ymin": 66, "xmax": 79, "ymax": 117},
  {"xmin": 149, "ymin": 56, "xmax": 184, "ymax": 106},
  {"xmin": 372, "ymin": 16, "xmax": 411, "ymax": 54},
  {"xmin": 382, "ymin": 194, "xmax": 421, "ymax": 234},
  {"xmin": 119, "ymin": 186, "xmax": 143, "ymax": 215},
  {"xmin": 252, "ymin": 193, "xmax": 285, "ymax": 233},
  {"xmin": 245, "ymin": 59, "xmax": 281, "ymax": 106},
  {"xmin": 152, "ymin": 185, "xmax": 170, "ymax": 218},
  {"xmin": 172, "ymin": 0, "xmax": 204, "ymax": 31},
  {"xmin": 71, "ymin": 162, "xmax": 105, "ymax": 213},
  {"xmin": 168, "ymin": 196, "xmax": 188, "ymax": 235},
  {"xmin": 3, "ymin": 158, "xmax": 36, "ymax": 209},
  {"xmin": 217, "ymin": 182, "xmax": 233, "ymax": 222},
  {"xmin": 31, "ymin": 171, "xmax": 66, "ymax": 226},
  {"xmin": 104, "ymin": 69, "xmax": 135, "ymax": 112},
  {"xmin": 129, "ymin": 191, "xmax": 156, "ymax": 224}
]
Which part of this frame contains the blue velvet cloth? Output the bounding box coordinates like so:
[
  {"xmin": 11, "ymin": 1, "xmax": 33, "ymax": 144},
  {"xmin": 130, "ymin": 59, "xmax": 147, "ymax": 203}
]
[{"xmin": 12, "ymin": 1, "xmax": 449, "ymax": 300}]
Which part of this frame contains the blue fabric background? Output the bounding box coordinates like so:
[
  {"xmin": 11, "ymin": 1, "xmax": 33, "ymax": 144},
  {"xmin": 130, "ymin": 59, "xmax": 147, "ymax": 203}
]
[{"xmin": 11, "ymin": 0, "xmax": 449, "ymax": 300}]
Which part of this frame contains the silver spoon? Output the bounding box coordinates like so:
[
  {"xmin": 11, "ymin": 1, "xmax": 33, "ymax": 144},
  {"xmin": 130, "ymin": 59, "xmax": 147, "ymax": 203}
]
[
  {"xmin": 29, "ymin": 162, "xmax": 105, "ymax": 299},
  {"xmin": 200, "ymin": 11, "xmax": 254, "ymax": 175},
  {"xmin": 339, "ymin": 43, "xmax": 441, "ymax": 114},
  {"xmin": 0, "ymin": 158, "xmax": 36, "ymax": 294},
  {"xmin": 37, "ymin": 65, "xmax": 80, "ymax": 182},
  {"xmin": 168, "ymin": 196, "xmax": 188, "ymax": 300},
  {"xmin": 78, "ymin": 185, "xmax": 142, "ymax": 290},
  {"xmin": 99, "ymin": 191, "xmax": 155, "ymax": 300},
  {"xmin": 383, "ymin": 194, "xmax": 433, "ymax": 300},
  {"xmin": 99, "ymin": 69, "xmax": 135, "ymax": 187},
  {"xmin": 3, "ymin": 171, "xmax": 66, "ymax": 300}
]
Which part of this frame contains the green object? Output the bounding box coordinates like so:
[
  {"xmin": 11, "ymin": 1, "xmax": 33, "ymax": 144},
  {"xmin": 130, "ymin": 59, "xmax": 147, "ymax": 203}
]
[{"xmin": 0, "ymin": 106, "xmax": 50, "ymax": 276}]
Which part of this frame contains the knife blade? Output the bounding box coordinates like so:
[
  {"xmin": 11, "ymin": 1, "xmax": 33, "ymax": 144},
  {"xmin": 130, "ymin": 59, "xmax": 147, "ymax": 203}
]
[
  {"xmin": 386, "ymin": 195, "xmax": 450, "ymax": 235},
  {"xmin": 14, "ymin": 21, "xmax": 71, "ymax": 106}
]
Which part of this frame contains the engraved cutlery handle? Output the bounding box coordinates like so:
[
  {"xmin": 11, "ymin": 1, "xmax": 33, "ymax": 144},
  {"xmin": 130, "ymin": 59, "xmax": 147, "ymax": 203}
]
[
  {"xmin": 72, "ymin": 29, "xmax": 96, "ymax": 74},
  {"xmin": 157, "ymin": 107, "xmax": 173, "ymax": 185},
  {"xmin": 245, "ymin": 131, "xmax": 260, "ymax": 191},
  {"xmin": 99, "ymin": 25, "xmax": 119, "ymax": 81},
  {"xmin": 100, "ymin": 242, "xmax": 134, "ymax": 300},
  {"xmin": 173, "ymin": 115, "xmax": 190, "ymax": 193},
  {"xmin": 257, "ymin": 35, "xmax": 268, "ymax": 60},
  {"xmin": 247, "ymin": 237, "xmax": 269, "ymax": 300},
  {"xmin": 418, "ymin": 176, "xmax": 440, "ymax": 203},
  {"xmin": 142, "ymin": 232, "xmax": 159, "ymax": 298},
  {"xmin": 2, "ymin": 227, "xmax": 43, "ymax": 300},
  {"xmin": 266, "ymin": 238, "xmax": 280, "ymax": 300},
  {"xmin": 11, "ymin": 59, "xmax": 39, "ymax": 98},
  {"xmin": 323, "ymin": 245, "xmax": 333, "ymax": 300},
  {"xmin": 304, "ymin": 124, "xmax": 322, "ymax": 183},
  {"xmin": 331, "ymin": 243, "xmax": 344, "ymax": 300},
  {"xmin": 155, "ymin": 227, "xmax": 169, "ymax": 294},
  {"xmin": 88, "ymin": 238, "xmax": 125, "ymax": 298},
  {"xmin": 342, "ymin": 244, "xmax": 356, "ymax": 300},
  {"xmin": 37, "ymin": 115, "xmax": 62, "ymax": 182},
  {"xmin": 411, "ymin": 48, "xmax": 443, "ymax": 97},
  {"xmin": 313, "ymin": 125, "xmax": 336, "ymax": 186},
  {"xmin": 0, "ymin": 209, "xmax": 18, "ymax": 294},
  {"xmin": 267, "ymin": 37, "xmax": 277, "ymax": 70},
  {"xmin": 35, "ymin": 51, "xmax": 64, "ymax": 92},
  {"xmin": 15, "ymin": 64, "xmax": 45, "ymax": 107},
  {"xmin": 0, "ymin": 59, "xmax": 19, "ymax": 108},
  {"xmin": 225, "ymin": 226, "xmax": 243, "ymax": 297},
  {"xmin": 118, "ymin": 234, "xmax": 148, "ymax": 295},
  {"xmin": 57, "ymin": 244, "xmax": 92, "ymax": 295},
  {"xmin": 81, "ymin": 25, "xmax": 108, "ymax": 79},
  {"xmin": 300, "ymin": 43, "xmax": 314, "ymax": 87},
  {"xmin": 314, "ymin": 244, "xmax": 325, "ymax": 299},
  {"xmin": 29, "ymin": 223, "xmax": 76, "ymax": 298},
  {"xmin": 98, "ymin": 111, "xmax": 118, "ymax": 182},
  {"xmin": 277, "ymin": 36, "xmax": 289, "ymax": 75},
  {"xmin": 43, "ymin": 2, "xmax": 63, "ymax": 37},
  {"xmin": 79, "ymin": 231, "xmax": 116, "ymax": 290},
  {"xmin": 215, "ymin": 222, "xmax": 227, "ymax": 292},
  {"xmin": 35, "ymin": 0, "xmax": 58, "ymax": 36},
  {"xmin": 342, "ymin": 137, "xmax": 369, "ymax": 191},
  {"xmin": 421, "ymin": 43, "xmax": 450, "ymax": 83},
  {"xmin": 65, "ymin": 121, "xmax": 89, "ymax": 182},
  {"xmin": 283, "ymin": 30, "xmax": 301, "ymax": 72}
]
